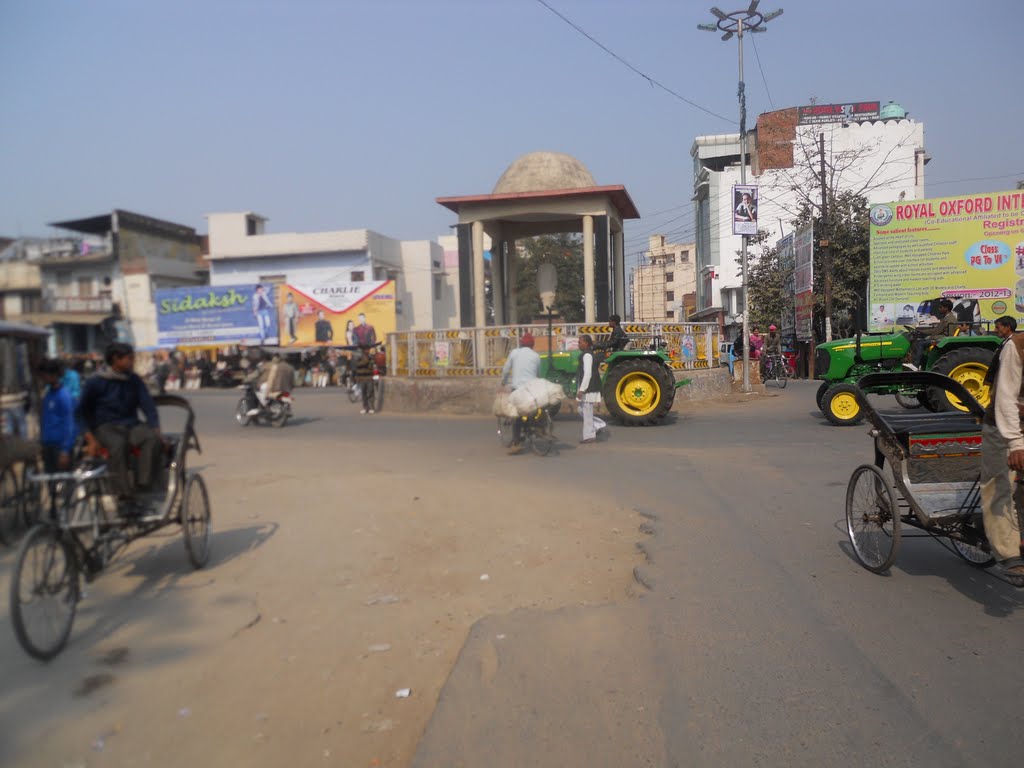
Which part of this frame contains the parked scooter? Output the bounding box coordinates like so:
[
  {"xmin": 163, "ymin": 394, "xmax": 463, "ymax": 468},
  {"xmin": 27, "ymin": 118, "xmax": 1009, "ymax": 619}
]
[{"xmin": 235, "ymin": 383, "xmax": 293, "ymax": 428}]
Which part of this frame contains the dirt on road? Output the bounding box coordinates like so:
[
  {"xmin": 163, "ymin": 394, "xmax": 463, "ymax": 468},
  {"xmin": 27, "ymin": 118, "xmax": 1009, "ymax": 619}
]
[{"xmin": 0, "ymin": 407, "xmax": 642, "ymax": 767}]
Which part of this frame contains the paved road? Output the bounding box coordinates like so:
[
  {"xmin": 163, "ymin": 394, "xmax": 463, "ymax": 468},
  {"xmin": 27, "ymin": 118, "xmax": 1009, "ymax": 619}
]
[{"xmin": 414, "ymin": 380, "xmax": 1023, "ymax": 767}]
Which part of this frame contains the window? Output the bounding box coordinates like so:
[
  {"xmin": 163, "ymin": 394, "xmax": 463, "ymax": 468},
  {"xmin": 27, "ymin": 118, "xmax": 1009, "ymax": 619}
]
[
  {"xmin": 351, "ymin": 271, "xmax": 364, "ymax": 282},
  {"xmin": 667, "ymin": 310, "xmax": 675, "ymax": 319},
  {"xmin": 666, "ymin": 290, "xmax": 675, "ymax": 302},
  {"xmin": 258, "ymin": 274, "xmax": 286, "ymax": 284},
  {"xmin": 78, "ymin": 277, "xmax": 93, "ymax": 297},
  {"xmin": 665, "ymin": 272, "xmax": 674, "ymax": 283},
  {"xmin": 433, "ymin": 275, "xmax": 442, "ymax": 300}
]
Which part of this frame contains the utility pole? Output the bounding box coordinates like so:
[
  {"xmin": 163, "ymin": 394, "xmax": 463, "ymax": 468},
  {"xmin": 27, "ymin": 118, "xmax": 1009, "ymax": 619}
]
[
  {"xmin": 819, "ymin": 131, "xmax": 833, "ymax": 342},
  {"xmin": 699, "ymin": 2, "xmax": 783, "ymax": 392}
]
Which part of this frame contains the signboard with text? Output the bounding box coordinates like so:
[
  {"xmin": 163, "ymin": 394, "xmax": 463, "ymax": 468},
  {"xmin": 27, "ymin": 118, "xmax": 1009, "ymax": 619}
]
[
  {"xmin": 794, "ymin": 223, "xmax": 815, "ymax": 341},
  {"xmin": 868, "ymin": 190, "xmax": 1024, "ymax": 332},
  {"xmin": 278, "ymin": 279, "xmax": 396, "ymax": 348},
  {"xmin": 777, "ymin": 233, "xmax": 796, "ymax": 336},
  {"xmin": 798, "ymin": 101, "xmax": 880, "ymax": 125},
  {"xmin": 155, "ymin": 284, "xmax": 278, "ymax": 347},
  {"xmin": 732, "ymin": 184, "xmax": 758, "ymax": 236}
]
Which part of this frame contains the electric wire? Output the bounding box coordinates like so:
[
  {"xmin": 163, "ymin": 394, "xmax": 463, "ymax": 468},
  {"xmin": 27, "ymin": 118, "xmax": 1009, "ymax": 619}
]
[
  {"xmin": 749, "ymin": 33, "xmax": 774, "ymax": 110},
  {"xmin": 533, "ymin": 0, "xmax": 735, "ymax": 124}
]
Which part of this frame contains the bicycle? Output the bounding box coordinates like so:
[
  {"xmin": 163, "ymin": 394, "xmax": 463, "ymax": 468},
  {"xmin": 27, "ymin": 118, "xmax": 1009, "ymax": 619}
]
[
  {"xmin": 762, "ymin": 353, "xmax": 791, "ymax": 389},
  {"xmin": 497, "ymin": 409, "xmax": 555, "ymax": 456}
]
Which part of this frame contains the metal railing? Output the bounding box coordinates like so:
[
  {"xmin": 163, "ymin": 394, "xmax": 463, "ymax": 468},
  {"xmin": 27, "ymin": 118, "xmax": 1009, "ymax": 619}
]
[{"xmin": 386, "ymin": 322, "xmax": 721, "ymax": 378}]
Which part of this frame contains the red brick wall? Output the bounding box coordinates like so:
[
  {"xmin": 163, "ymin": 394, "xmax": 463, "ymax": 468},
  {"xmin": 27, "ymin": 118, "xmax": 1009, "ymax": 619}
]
[{"xmin": 753, "ymin": 107, "xmax": 799, "ymax": 175}]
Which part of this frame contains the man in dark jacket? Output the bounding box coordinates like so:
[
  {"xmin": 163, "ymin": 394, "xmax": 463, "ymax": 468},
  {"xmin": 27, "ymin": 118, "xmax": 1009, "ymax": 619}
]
[
  {"xmin": 596, "ymin": 314, "xmax": 629, "ymax": 352},
  {"xmin": 78, "ymin": 343, "xmax": 163, "ymax": 501}
]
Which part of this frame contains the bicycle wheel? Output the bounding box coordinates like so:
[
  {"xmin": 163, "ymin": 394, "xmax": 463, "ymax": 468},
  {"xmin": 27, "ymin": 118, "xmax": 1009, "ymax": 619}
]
[
  {"xmin": 0, "ymin": 465, "xmax": 21, "ymax": 546},
  {"xmin": 497, "ymin": 417, "xmax": 516, "ymax": 449},
  {"xmin": 10, "ymin": 525, "xmax": 79, "ymax": 661},
  {"xmin": 374, "ymin": 379, "xmax": 385, "ymax": 413},
  {"xmin": 846, "ymin": 464, "xmax": 901, "ymax": 573},
  {"xmin": 182, "ymin": 473, "xmax": 211, "ymax": 569},
  {"xmin": 775, "ymin": 359, "xmax": 788, "ymax": 389}
]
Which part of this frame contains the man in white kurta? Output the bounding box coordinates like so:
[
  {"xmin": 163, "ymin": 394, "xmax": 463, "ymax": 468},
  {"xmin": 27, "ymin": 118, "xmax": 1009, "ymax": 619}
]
[
  {"xmin": 576, "ymin": 334, "xmax": 606, "ymax": 444},
  {"xmin": 980, "ymin": 316, "xmax": 1024, "ymax": 584}
]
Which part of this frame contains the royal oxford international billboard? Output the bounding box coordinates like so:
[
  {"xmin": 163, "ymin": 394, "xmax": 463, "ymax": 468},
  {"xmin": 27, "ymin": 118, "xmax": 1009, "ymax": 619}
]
[
  {"xmin": 868, "ymin": 190, "xmax": 1024, "ymax": 332},
  {"xmin": 155, "ymin": 284, "xmax": 279, "ymax": 347}
]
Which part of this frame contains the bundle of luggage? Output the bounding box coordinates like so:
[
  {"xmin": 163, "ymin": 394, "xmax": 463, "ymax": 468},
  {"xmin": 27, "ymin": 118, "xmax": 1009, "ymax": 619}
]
[{"xmin": 493, "ymin": 378, "xmax": 565, "ymax": 418}]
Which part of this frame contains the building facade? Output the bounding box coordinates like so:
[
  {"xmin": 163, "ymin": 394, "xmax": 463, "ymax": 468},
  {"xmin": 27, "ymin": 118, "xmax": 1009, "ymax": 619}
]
[
  {"xmin": 630, "ymin": 235, "xmax": 697, "ymax": 322},
  {"xmin": 18, "ymin": 211, "xmax": 204, "ymax": 353},
  {"xmin": 205, "ymin": 212, "xmax": 458, "ymax": 332},
  {"xmin": 691, "ymin": 101, "xmax": 926, "ymax": 338}
]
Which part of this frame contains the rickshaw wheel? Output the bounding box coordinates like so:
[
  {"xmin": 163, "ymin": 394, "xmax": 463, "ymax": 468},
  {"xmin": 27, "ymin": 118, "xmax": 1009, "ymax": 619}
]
[
  {"xmin": 10, "ymin": 525, "xmax": 79, "ymax": 661},
  {"xmin": 951, "ymin": 537, "xmax": 996, "ymax": 568},
  {"xmin": 0, "ymin": 465, "xmax": 21, "ymax": 546},
  {"xmin": 846, "ymin": 464, "xmax": 901, "ymax": 573},
  {"xmin": 182, "ymin": 474, "xmax": 211, "ymax": 569}
]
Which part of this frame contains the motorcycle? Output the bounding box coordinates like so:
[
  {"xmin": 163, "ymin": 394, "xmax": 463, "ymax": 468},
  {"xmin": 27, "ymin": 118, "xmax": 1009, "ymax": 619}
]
[{"xmin": 235, "ymin": 383, "xmax": 293, "ymax": 428}]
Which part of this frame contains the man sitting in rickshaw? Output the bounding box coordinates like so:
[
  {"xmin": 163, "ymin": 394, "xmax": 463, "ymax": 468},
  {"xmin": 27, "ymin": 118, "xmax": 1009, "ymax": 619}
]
[
  {"xmin": 980, "ymin": 315, "xmax": 1024, "ymax": 584},
  {"xmin": 78, "ymin": 342, "xmax": 164, "ymax": 506}
]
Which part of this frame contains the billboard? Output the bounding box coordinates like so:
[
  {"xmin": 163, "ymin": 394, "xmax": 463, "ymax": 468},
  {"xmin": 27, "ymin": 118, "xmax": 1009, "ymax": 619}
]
[
  {"xmin": 868, "ymin": 190, "xmax": 1024, "ymax": 332},
  {"xmin": 278, "ymin": 279, "xmax": 396, "ymax": 348},
  {"xmin": 777, "ymin": 233, "xmax": 796, "ymax": 336},
  {"xmin": 793, "ymin": 223, "xmax": 815, "ymax": 341},
  {"xmin": 155, "ymin": 284, "xmax": 279, "ymax": 347},
  {"xmin": 732, "ymin": 185, "xmax": 758, "ymax": 236},
  {"xmin": 798, "ymin": 101, "xmax": 880, "ymax": 125}
]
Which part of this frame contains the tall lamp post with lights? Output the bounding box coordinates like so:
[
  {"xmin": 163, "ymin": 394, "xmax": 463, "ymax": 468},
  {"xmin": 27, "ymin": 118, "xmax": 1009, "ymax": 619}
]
[{"xmin": 699, "ymin": 1, "xmax": 782, "ymax": 392}]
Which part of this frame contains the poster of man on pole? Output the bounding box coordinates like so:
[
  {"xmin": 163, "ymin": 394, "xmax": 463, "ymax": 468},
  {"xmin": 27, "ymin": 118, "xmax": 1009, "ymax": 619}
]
[{"xmin": 733, "ymin": 185, "xmax": 758, "ymax": 236}]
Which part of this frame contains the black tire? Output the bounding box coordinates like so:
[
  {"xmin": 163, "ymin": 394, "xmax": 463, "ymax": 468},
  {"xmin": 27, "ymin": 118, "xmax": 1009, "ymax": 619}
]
[
  {"xmin": 928, "ymin": 347, "xmax": 994, "ymax": 412},
  {"xmin": 815, "ymin": 381, "xmax": 831, "ymax": 412},
  {"xmin": 347, "ymin": 378, "xmax": 361, "ymax": 403},
  {"xmin": 894, "ymin": 392, "xmax": 922, "ymax": 409},
  {"xmin": 602, "ymin": 359, "xmax": 673, "ymax": 426},
  {"xmin": 374, "ymin": 379, "xmax": 385, "ymax": 413},
  {"xmin": 182, "ymin": 474, "xmax": 211, "ymax": 569},
  {"xmin": 775, "ymin": 360, "xmax": 788, "ymax": 389},
  {"xmin": 497, "ymin": 417, "xmax": 516, "ymax": 449},
  {"xmin": 269, "ymin": 401, "xmax": 288, "ymax": 428},
  {"xmin": 951, "ymin": 536, "xmax": 996, "ymax": 568},
  {"xmin": 10, "ymin": 525, "xmax": 79, "ymax": 660},
  {"xmin": 235, "ymin": 398, "xmax": 251, "ymax": 426},
  {"xmin": 846, "ymin": 464, "xmax": 901, "ymax": 573},
  {"xmin": 0, "ymin": 465, "xmax": 20, "ymax": 546},
  {"xmin": 530, "ymin": 413, "xmax": 555, "ymax": 456},
  {"xmin": 822, "ymin": 383, "xmax": 865, "ymax": 426}
]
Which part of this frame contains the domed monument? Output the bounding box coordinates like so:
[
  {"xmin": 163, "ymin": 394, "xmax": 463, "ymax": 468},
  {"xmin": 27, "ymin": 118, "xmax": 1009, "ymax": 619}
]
[{"xmin": 438, "ymin": 152, "xmax": 638, "ymax": 327}]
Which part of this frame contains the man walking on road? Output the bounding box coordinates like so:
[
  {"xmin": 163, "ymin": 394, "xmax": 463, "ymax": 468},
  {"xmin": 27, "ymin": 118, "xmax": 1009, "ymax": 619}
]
[
  {"xmin": 979, "ymin": 314, "xmax": 1024, "ymax": 585},
  {"xmin": 576, "ymin": 334, "xmax": 606, "ymax": 444}
]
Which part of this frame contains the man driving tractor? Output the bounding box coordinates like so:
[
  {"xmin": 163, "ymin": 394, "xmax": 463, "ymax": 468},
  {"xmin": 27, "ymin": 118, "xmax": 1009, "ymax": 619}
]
[{"xmin": 908, "ymin": 298, "xmax": 957, "ymax": 368}]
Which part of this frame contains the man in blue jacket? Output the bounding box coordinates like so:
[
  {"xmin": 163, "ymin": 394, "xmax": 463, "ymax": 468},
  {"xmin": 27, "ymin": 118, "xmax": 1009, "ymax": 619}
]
[
  {"xmin": 78, "ymin": 343, "xmax": 163, "ymax": 501},
  {"xmin": 37, "ymin": 359, "xmax": 77, "ymax": 473}
]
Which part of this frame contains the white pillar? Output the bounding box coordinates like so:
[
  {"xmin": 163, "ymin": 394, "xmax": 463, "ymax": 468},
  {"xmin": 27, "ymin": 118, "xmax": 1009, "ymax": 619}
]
[
  {"xmin": 583, "ymin": 214, "xmax": 595, "ymax": 323},
  {"xmin": 492, "ymin": 240, "xmax": 505, "ymax": 325},
  {"xmin": 508, "ymin": 239, "xmax": 519, "ymax": 324},
  {"xmin": 613, "ymin": 229, "xmax": 625, "ymax": 316},
  {"xmin": 472, "ymin": 220, "xmax": 485, "ymax": 327}
]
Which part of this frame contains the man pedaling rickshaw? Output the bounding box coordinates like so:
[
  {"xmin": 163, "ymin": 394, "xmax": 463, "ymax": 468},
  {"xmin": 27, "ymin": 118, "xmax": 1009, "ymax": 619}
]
[{"xmin": 78, "ymin": 342, "xmax": 164, "ymax": 512}]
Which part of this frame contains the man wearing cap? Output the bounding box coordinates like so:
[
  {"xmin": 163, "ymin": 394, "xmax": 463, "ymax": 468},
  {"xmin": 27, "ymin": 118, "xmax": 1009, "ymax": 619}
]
[{"xmin": 501, "ymin": 333, "xmax": 541, "ymax": 450}]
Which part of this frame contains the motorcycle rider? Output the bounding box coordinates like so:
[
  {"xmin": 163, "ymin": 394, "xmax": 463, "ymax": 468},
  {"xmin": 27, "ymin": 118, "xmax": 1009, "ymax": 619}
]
[
  {"xmin": 500, "ymin": 333, "xmax": 542, "ymax": 450},
  {"xmin": 246, "ymin": 353, "xmax": 295, "ymax": 417}
]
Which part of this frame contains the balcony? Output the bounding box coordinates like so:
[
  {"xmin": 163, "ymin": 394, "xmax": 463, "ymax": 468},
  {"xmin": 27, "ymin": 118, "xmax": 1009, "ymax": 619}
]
[{"xmin": 46, "ymin": 296, "xmax": 113, "ymax": 313}]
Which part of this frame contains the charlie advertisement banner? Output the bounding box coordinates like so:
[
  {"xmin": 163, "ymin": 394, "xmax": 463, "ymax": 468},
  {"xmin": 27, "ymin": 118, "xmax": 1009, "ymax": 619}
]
[
  {"xmin": 868, "ymin": 190, "xmax": 1024, "ymax": 332},
  {"xmin": 155, "ymin": 284, "xmax": 279, "ymax": 347},
  {"xmin": 732, "ymin": 184, "xmax": 758, "ymax": 236},
  {"xmin": 278, "ymin": 279, "xmax": 396, "ymax": 348}
]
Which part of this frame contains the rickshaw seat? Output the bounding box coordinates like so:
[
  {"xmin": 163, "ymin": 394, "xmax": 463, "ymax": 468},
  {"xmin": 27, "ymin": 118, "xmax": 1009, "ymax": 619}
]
[{"xmin": 875, "ymin": 411, "xmax": 981, "ymax": 448}]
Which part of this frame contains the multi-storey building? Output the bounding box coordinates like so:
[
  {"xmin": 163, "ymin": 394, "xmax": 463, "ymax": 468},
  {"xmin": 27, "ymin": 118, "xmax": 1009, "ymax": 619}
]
[{"xmin": 630, "ymin": 235, "xmax": 697, "ymax": 322}]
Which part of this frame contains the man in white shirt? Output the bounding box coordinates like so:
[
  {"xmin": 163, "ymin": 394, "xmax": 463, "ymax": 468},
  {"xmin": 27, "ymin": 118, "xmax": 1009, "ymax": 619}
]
[
  {"xmin": 576, "ymin": 334, "xmax": 607, "ymax": 444},
  {"xmin": 980, "ymin": 315, "xmax": 1024, "ymax": 584},
  {"xmin": 501, "ymin": 333, "xmax": 540, "ymax": 391}
]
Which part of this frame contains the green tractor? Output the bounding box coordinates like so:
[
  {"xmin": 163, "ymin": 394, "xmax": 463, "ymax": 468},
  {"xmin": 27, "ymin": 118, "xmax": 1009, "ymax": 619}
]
[
  {"xmin": 814, "ymin": 328, "xmax": 999, "ymax": 426},
  {"xmin": 538, "ymin": 347, "xmax": 687, "ymax": 426}
]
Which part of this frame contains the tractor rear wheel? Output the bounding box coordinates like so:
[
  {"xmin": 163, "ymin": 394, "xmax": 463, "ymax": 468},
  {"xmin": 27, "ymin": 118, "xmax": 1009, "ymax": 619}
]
[
  {"xmin": 927, "ymin": 347, "xmax": 994, "ymax": 412},
  {"xmin": 822, "ymin": 383, "xmax": 865, "ymax": 427},
  {"xmin": 602, "ymin": 359, "xmax": 672, "ymax": 426}
]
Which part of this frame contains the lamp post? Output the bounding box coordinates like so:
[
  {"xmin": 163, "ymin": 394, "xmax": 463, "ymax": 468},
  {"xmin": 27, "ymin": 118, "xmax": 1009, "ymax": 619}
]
[
  {"xmin": 699, "ymin": 1, "xmax": 782, "ymax": 392},
  {"xmin": 537, "ymin": 263, "xmax": 558, "ymax": 369}
]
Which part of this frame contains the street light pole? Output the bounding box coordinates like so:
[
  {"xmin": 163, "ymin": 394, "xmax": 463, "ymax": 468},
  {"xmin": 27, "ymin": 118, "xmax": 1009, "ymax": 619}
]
[{"xmin": 699, "ymin": 2, "xmax": 783, "ymax": 393}]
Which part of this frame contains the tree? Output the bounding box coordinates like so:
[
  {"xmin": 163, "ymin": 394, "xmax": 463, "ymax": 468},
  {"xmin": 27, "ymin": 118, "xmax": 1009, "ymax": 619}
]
[
  {"xmin": 514, "ymin": 234, "xmax": 585, "ymax": 323},
  {"xmin": 744, "ymin": 230, "xmax": 787, "ymax": 330}
]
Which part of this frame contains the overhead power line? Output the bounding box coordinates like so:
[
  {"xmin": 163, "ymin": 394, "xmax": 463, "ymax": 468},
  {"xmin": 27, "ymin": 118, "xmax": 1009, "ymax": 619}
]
[
  {"xmin": 749, "ymin": 34, "xmax": 774, "ymax": 110},
  {"xmin": 533, "ymin": 0, "xmax": 735, "ymax": 124}
]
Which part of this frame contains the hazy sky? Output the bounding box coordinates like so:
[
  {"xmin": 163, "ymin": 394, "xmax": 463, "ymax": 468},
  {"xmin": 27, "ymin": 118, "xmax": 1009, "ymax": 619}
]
[{"xmin": 2, "ymin": 0, "xmax": 1022, "ymax": 263}]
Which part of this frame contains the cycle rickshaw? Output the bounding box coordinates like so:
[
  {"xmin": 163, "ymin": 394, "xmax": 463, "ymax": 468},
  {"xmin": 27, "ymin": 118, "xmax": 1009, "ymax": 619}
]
[
  {"xmin": 9, "ymin": 395, "xmax": 211, "ymax": 660},
  {"xmin": 844, "ymin": 371, "xmax": 1022, "ymax": 582}
]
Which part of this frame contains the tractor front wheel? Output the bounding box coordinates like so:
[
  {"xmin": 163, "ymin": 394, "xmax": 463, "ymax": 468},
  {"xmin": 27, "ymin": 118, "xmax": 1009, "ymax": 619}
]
[
  {"xmin": 823, "ymin": 383, "xmax": 865, "ymax": 427},
  {"xmin": 928, "ymin": 347, "xmax": 994, "ymax": 412},
  {"xmin": 815, "ymin": 381, "xmax": 831, "ymax": 412},
  {"xmin": 602, "ymin": 359, "xmax": 673, "ymax": 426}
]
